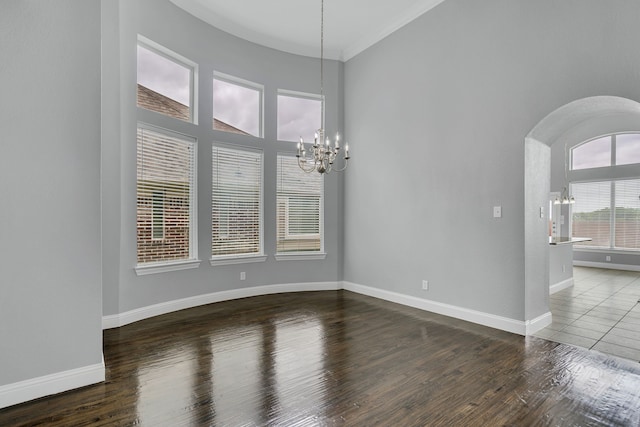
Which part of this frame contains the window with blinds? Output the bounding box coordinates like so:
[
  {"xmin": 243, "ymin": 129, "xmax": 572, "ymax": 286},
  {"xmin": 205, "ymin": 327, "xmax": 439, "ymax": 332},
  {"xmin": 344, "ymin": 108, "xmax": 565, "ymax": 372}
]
[
  {"xmin": 212, "ymin": 145, "xmax": 263, "ymax": 258},
  {"xmin": 276, "ymin": 155, "xmax": 323, "ymax": 253},
  {"xmin": 614, "ymin": 179, "xmax": 640, "ymax": 250},
  {"xmin": 571, "ymin": 179, "xmax": 640, "ymax": 250},
  {"xmin": 137, "ymin": 125, "xmax": 196, "ymax": 264},
  {"xmin": 571, "ymin": 181, "xmax": 611, "ymax": 248}
]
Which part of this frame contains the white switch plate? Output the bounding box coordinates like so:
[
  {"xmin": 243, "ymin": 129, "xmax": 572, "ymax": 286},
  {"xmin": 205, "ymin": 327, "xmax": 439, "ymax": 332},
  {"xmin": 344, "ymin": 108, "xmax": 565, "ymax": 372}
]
[
  {"xmin": 493, "ymin": 206, "xmax": 502, "ymax": 218},
  {"xmin": 240, "ymin": 272, "xmax": 246, "ymax": 280}
]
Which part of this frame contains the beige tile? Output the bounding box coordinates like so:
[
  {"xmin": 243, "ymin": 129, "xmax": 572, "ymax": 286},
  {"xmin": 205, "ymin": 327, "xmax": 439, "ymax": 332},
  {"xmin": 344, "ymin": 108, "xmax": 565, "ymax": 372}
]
[
  {"xmin": 592, "ymin": 342, "xmax": 640, "ymax": 362},
  {"xmin": 589, "ymin": 306, "xmax": 629, "ymax": 316},
  {"xmin": 533, "ymin": 329, "xmax": 557, "ymax": 340},
  {"xmin": 606, "ymin": 327, "xmax": 640, "ymax": 341},
  {"xmin": 577, "ymin": 315, "xmax": 618, "ymax": 328},
  {"xmin": 550, "ymin": 332, "xmax": 597, "ymax": 349},
  {"xmin": 600, "ymin": 333, "xmax": 640, "ymax": 351},
  {"xmin": 560, "ymin": 325, "xmax": 605, "ymax": 341},
  {"xmin": 583, "ymin": 310, "xmax": 625, "ymax": 322},
  {"xmin": 545, "ymin": 321, "xmax": 568, "ymax": 332},
  {"xmin": 569, "ymin": 319, "xmax": 613, "ymax": 333}
]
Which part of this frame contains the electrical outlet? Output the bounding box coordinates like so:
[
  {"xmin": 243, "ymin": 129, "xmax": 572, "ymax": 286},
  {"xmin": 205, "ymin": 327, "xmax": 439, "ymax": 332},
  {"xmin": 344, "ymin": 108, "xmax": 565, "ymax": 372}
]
[
  {"xmin": 422, "ymin": 280, "xmax": 429, "ymax": 290},
  {"xmin": 240, "ymin": 272, "xmax": 246, "ymax": 280},
  {"xmin": 562, "ymin": 265, "xmax": 566, "ymax": 273},
  {"xmin": 605, "ymin": 256, "xmax": 611, "ymax": 262}
]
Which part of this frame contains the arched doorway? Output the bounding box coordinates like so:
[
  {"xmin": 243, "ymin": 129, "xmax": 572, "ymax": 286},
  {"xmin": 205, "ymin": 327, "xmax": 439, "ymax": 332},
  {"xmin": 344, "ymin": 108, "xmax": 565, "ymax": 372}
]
[{"xmin": 524, "ymin": 96, "xmax": 640, "ymax": 333}]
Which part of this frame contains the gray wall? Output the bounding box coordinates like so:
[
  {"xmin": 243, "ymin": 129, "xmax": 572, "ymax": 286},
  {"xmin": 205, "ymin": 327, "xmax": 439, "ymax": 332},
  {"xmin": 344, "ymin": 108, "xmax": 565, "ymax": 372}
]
[
  {"xmin": 550, "ymin": 245, "xmax": 573, "ymax": 287},
  {"xmin": 0, "ymin": 1, "xmax": 103, "ymax": 385},
  {"xmin": 344, "ymin": 0, "xmax": 640, "ymax": 321},
  {"xmin": 102, "ymin": 0, "xmax": 344, "ymax": 315}
]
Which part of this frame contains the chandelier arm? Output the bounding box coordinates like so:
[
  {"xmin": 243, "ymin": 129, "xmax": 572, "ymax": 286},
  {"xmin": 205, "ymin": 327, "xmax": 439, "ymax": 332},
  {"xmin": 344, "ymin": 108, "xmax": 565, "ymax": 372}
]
[
  {"xmin": 331, "ymin": 159, "xmax": 349, "ymax": 172},
  {"xmin": 297, "ymin": 156, "xmax": 318, "ymax": 173}
]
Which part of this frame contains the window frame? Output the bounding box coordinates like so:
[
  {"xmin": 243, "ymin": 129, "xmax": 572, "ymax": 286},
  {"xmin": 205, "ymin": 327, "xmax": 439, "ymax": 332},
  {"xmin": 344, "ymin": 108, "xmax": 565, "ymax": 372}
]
[
  {"xmin": 275, "ymin": 153, "xmax": 326, "ymax": 261},
  {"xmin": 570, "ymin": 133, "xmax": 640, "ymax": 171},
  {"xmin": 213, "ymin": 71, "xmax": 264, "ymax": 138},
  {"xmin": 276, "ymin": 89, "xmax": 324, "ymax": 143},
  {"xmin": 210, "ymin": 143, "xmax": 267, "ymax": 266},
  {"xmin": 137, "ymin": 35, "xmax": 199, "ymax": 124},
  {"xmin": 135, "ymin": 122, "xmax": 200, "ymax": 275},
  {"xmin": 569, "ymin": 133, "xmax": 640, "ymax": 253}
]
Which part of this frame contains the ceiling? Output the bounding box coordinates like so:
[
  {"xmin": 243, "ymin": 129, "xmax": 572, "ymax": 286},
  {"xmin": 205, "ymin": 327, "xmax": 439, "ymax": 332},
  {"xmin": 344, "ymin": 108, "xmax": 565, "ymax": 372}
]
[{"xmin": 169, "ymin": 0, "xmax": 446, "ymax": 61}]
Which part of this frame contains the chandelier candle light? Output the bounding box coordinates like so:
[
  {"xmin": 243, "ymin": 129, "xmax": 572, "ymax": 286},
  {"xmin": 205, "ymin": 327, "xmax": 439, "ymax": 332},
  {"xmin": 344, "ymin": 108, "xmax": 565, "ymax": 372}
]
[{"xmin": 296, "ymin": 0, "xmax": 350, "ymax": 174}]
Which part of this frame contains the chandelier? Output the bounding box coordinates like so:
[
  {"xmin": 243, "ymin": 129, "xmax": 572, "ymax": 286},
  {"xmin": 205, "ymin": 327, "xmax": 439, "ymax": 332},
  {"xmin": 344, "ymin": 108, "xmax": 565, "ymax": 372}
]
[
  {"xmin": 296, "ymin": 0, "xmax": 349, "ymax": 174},
  {"xmin": 554, "ymin": 144, "xmax": 575, "ymax": 204},
  {"xmin": 554, "ymin": 187, "xmax": 575, "ymax": 205}
]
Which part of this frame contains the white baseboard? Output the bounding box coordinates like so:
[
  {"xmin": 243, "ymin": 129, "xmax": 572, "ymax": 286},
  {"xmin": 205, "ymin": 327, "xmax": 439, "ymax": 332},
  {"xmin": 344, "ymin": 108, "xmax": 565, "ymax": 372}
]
[
  {"xmin": 0, "ymin": 359, "xmax": 105, "ymax": 410},
  {"xmin": 103, "ymin": 279, "xmax": 554, "ymax": 335},
  {"xmin": 103, "ymin": 281, "xmax": 341, "ymax": 329},
  {"xmin": 550, "ymin": 278, "xmax": 573, "ymax": 294},
  {"xmin": 525, "ymin": 311, "xmax": 553, "ymax": 335},
  {"xmin": 342, "ymin": 281, "xmax": 538, "ymax": 336},
  {"xmin": 573, "ymin": 261, "xmax": 640, "ymax": 272}
]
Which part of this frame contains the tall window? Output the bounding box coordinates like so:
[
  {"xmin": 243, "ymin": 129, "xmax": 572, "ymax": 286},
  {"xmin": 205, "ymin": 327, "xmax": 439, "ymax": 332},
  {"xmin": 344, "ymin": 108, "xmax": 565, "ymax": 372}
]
[
  {"xmin": 137, "ymin": 125, "xmax": 197, "ymax": 266},
  {"xmin": 137, "ymin": 36, "xmax": 197, "ymax": 123},
  {"xmin": 571, "ymin": 182, "xmax": 612, "ymax": 248},
  {"xmin": 213, "ymin": 72, "xmax": 263, "ymax": 137},
  {"xmin": 277, "ymin": 90, "xmax": 322, "ymax": 143},
  {"xmin": 211, "ymin": 145, "xmax": 264, "ymax": 263},
  {"xmin": 570, "ymin": 133, "xmax": 640, "ymax": 251},
  {"xmin": 276, "ymin": 155, "xmax": 323, "ymax": 254}
]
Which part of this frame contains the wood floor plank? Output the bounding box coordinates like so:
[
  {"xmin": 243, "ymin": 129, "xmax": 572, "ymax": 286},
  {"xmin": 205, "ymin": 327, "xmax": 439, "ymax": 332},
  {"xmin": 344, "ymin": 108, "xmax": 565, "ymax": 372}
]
[{"xmin": 1, "ymin": 290, "xmax": 640, "ymax": 426}]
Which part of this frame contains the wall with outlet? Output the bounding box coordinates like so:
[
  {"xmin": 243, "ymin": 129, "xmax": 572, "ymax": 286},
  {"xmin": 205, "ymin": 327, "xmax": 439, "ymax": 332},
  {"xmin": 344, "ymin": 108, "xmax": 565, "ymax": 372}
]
[
  {"xmin": 549, "ymin": 245, "xmax": 573, "ymax": 290},
  {"xmin": 344, "ymin": 0, "xmax": 640, "ymax": 323}
]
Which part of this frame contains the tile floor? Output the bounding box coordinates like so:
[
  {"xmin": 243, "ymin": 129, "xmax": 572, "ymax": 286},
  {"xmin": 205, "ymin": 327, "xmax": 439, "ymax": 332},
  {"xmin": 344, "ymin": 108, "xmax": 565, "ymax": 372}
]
[{"xmin": 534, "ymin": 266, "xmax": 640, "ymax": 362}]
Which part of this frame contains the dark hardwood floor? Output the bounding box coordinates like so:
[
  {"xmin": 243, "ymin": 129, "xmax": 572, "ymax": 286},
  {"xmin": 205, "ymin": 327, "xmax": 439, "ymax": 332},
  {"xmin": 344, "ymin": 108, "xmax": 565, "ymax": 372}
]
[{"xmin": 2, "ymin": 290, "xmax": 640, "ymax": 426}]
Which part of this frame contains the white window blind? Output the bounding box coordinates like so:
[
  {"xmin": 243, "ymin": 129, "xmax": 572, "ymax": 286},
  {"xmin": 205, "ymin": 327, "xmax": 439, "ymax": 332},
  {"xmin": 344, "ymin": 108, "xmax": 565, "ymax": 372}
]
[
  {"xmin": 212, "ymin": 145, "xmax": 263, "ymax": 257},
  {"xmin": 614, "ymin": 179, "xmax": 640, "ymax": 250},
  {"xmin": 276, "ymin": 155, "xmax": 323, "ymax": 253},
  {"xmin": 571, "ymin": 181, "xmax": 612, "ymax": 248},
  {"xmin": 137, "ymin": 126, "xmax": 196, "ymax": 264}
]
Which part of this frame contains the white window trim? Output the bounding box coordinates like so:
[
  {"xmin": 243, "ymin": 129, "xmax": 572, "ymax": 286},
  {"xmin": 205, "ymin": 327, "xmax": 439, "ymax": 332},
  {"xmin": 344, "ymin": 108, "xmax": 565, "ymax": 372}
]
[
  {"xmin": 213, "ymin": 71, "xmax": 264, "ymax": 138},
  {"xmin": 135, "ymin": 259, "xmax": 202, "ymax": 276},
  {"xmin": 275, "ymin": 252, "xmax": 327, "ymax": 261},
  {"xmin": 210, "ymin": 254, "xmax": 268, "ymax": 266},
  {"xmin": 211, "ymin": 142, "xmax": 265, "ymax": 263},
  {"xmin": 574, "ymin": 247, "xmax": 640, "ymax": 255},
  {"xmin": 275, "ymin": 153, "xmax": 325, "ymax": 258},
  {"xmin": 136, "ymin": 122, "xmax": 200, "ymax": 271},
  {"xmin": 137, "ymin": 35, "xmax": 199, "ymax": 125}
]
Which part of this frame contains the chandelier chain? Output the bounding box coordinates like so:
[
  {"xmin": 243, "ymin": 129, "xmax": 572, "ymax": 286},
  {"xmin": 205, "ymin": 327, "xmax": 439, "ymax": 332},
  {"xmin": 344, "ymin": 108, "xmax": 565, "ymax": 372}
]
[
  {"xmin": 296, "ymin": 0, "xmax": 350, "ymax": 174},
  {"xmin": 320, "ymin": 0, "xmax": 324, "ymax": 120}
]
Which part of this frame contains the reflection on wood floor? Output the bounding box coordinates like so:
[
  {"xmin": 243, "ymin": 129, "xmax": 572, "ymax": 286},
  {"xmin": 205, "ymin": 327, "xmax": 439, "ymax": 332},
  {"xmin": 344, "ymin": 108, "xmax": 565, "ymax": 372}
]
[{"xmin": 2, "ymin": 290, "xmax": 640, "ymax": 426}]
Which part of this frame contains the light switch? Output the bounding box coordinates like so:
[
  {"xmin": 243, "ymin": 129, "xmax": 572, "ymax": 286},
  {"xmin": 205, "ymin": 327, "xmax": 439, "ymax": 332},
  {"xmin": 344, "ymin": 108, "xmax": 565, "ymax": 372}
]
[{"xmin": 493, "ymin": 206, "xmax": 502, "ymax": 218}]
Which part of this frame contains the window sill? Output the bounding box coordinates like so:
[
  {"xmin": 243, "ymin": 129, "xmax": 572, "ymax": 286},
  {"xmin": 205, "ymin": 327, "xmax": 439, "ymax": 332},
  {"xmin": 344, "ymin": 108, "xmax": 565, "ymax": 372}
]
[
  {"xmin": 574, "ymin": 247, "xmax": 640, "ymax": 255},
  {"xmin": 210, "ymin": 255, "xmax": 268, "ymax": 266},
  {"xmin": 274, "ymin": 252, "xmax": 327, "ymax": 261},
  {"xmin": 135, "ymin": 259, "xmax": 201, "ymax": 276}
]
